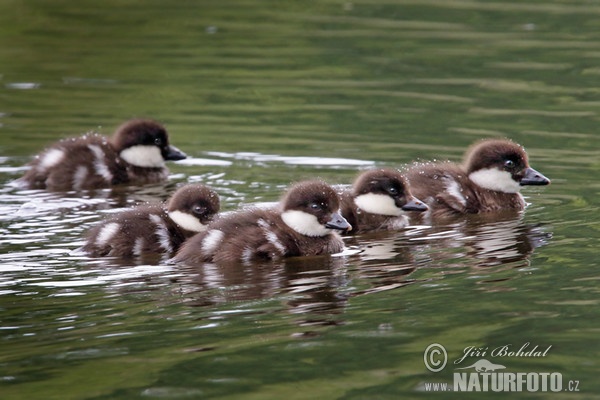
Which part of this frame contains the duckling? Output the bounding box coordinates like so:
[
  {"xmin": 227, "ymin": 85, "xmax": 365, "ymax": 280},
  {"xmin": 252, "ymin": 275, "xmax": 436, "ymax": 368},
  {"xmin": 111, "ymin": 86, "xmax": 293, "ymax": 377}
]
[
  {"xmin": 83, "ymin": 184, "xmax": 219, "ymax": 257},
  {"xmin": 172, "ymin": 180, "xmax": 351, "ymax": 265},
  {"xmin": 340, "ymin": 168, "xmax": 427, "ymax": 232},
  {"xmin": 403, "ymin": 139, "xmax": 550, "ymax": 219},
  {"xmin": 19, "ymin": 118, "xmax": 186, "ymax": 191}
]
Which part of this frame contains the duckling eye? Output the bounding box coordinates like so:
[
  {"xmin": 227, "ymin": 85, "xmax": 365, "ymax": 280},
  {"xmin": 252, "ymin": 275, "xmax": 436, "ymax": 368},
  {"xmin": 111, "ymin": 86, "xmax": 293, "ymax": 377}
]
[
  {"xmin": 387, "ymin": 187, "xmax": 399, "ymax": 195},
  {"xmin": 193, "ymin": 205, "xmax": 207, "ymax": 215},
  {"xmin": 504, "ymin": 159, "xmax": 516, "ymax": 169},
  {"xmin": 154, "ymin": 138, "xmax": 163, "ymax": 146},
  {"xmin": 309, "ymin": 202, "xmax": 322, "ymax": 210}
]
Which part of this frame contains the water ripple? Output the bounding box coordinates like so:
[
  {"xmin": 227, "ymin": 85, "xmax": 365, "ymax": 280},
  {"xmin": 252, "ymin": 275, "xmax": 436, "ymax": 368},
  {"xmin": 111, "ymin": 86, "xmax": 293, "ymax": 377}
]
[{"xmin": 206, "ymin": 151, "xmax": 376, "ymax": 167}]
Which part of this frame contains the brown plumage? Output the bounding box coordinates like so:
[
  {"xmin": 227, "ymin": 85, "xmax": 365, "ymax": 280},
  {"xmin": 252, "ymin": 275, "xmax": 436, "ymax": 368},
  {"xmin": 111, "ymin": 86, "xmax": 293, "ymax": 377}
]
[
  {"xmin": 83, "ymin": 184, "xmax": 219, "ymax": 257},
  {"xmin": 339, "ymin": 168, "xmax": 427, "ymax": 233},
  {"xmin": 172, "ymin": 180, "xmax": 351, "ymax": 265},
  {"xmin": 19, "ymin": 119, "xmax": 186, "ymax": 191},
  {"xmin": 403, "ymin": 139, "xmax": 550, "ymax": 220}
]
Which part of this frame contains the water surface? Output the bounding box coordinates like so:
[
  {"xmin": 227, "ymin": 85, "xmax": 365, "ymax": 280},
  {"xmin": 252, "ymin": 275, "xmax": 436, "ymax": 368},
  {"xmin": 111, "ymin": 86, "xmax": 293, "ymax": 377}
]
[{"xmin": 1, "ymin": 1, "xmax": 599, "ymax": 399}]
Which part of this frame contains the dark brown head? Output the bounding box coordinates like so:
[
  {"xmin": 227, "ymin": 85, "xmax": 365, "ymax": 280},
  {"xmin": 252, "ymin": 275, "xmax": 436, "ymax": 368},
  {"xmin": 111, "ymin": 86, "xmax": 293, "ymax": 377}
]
[
  {"xmin": 353, "ymin": 168, "xmax": 427, "ymax": 215},
  {"xmin": 167, "ymin": 184, "xmax": 220, "ymax": 232},
  {"xmin": 111, "ymin": 119, "xmax": 186, "ymax": 167},
  {"xmin": 280, "ymin": 180, "xmax": 351, "ymax": 236},
  {"xmin": 464, "ymin": 139, "xmax": 550, "ymax": 193}
]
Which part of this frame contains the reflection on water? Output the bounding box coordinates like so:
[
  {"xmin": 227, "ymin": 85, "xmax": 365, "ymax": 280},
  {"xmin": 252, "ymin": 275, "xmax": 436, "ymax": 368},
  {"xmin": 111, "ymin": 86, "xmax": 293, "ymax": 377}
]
[
  {"xmin": 1, "ymin": 0, "xmax": 599, "ymax": 397},
  {"xmin": 1, "ymin": 156, "xmax": 551, "ymax": 322},
  {"xmin": 205, "ymin": 151, "xmax": 376, "ymax": 168},
  {"xmin": 174, "ymin": 256, "xmax": 351, "ymax": 323},
  {"xmin": 124, "ymin": 209, "xmax": 551, "ymax": 329},
  {"xmin": 412, "ymin": 211, "xmax": 551, "ymax": 269}
]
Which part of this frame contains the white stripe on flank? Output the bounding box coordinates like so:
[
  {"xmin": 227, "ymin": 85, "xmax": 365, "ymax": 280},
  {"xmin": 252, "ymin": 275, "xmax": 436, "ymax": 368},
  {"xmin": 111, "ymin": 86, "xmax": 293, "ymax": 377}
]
[
  {"xmin": 149, "ymin": 214, "xmax": 172, "ymax": 253},
  {"xmin": 168, "ymin": 210, "xmax": 207, "ymax": 233},
  {"xmin": 445, "ymin": 179, "xmax": 467, "ymax": 207},
  {"xmin": 72, "ymin": 166, "xmax": 89, "ymax": 190},
  {"xmin": 95, "ymin": 222, "xmax": 120, "ymax": 246},
  {"xmin": 201, "ymin": 230, "xmax": 224, "ymax": 255},
  {"xmin": 119, "ymin": 145, "xmax": 165, "ymax": 168},
  {"xmin": 87, "ymin": 144, "xmax": 113, "ymax": 183},
  {"xmin": 354, "ymin": 193, "xmax": 403, "ymax": 216},
  {"xmin": 132, "ymin": 237, "xmax": 145, "ymax": 256},
  {"xmin": 38, "ymin": 148, "xmax": 65, "ymax": 172},
  {"xmin": 241, "ymin": 246, "xmax": 254, "ymax": 264},
  {"xmin": 469, "ymin": 168, "xmax": 521, "ymax": 193},
  {"xmin": 258, "ymin": 219, "xmax": 285, "ymax": 255}
]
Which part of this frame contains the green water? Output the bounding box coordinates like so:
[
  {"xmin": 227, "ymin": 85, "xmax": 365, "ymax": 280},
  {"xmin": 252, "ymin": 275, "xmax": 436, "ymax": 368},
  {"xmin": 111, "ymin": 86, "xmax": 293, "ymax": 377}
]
[{"xmin": 1, "ymin": 1, "xmax": 599, "ymax": 398}]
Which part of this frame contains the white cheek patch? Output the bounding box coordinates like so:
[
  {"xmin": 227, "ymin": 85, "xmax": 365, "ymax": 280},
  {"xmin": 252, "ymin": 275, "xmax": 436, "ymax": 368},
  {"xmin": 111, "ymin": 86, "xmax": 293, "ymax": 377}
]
[
  {"xmin": 281, "ymin": 210, "xmax": 330, "ymax": 237},
  {"xmin": 354, "ymin": 193, "xmax": 403, "ymax": 216},
  {"xmin": 469, "ymin": 168, "xmax": 521, "ymax": 193},
  {"xmin": 168, "ymin": 211, "xmax": 207, "ymax": 233},
  {"xmin": 87, "ymin": 144, "xmax": 113, "ymax": 183},
  {"xmin": 38, "ymin": 148, "xmax": 65, "ymax": 172},
  {"xmin": 149, "ymin": 214, "xmax": 173, "ymax": 253},
  {"xmin": 95, "ymin": 222, "xmax": 120, "ymax": 247},
  {"xmin": 445, "ymin": 179, "xmax": 467, "ymax": 206},
  {"xmin": 120, "ymin": 145, "xmax": 165, "ymax": 168},
  {"xmin": 201, "ymin": 229, "xmax": 225, "ymax": 255}
]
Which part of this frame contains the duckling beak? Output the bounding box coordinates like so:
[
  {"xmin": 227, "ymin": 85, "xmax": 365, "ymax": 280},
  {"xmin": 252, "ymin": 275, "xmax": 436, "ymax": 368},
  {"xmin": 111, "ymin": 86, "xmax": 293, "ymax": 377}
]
[
  {"xmin": 401, "ymin": 196, "xmax": 429, "ymax": 212},
  {"xmin": 164, "ymin": 145, "xmax": 187, "ymax": 161},
  {"xmin": 520, "ymin": 167, "xmax": 550, "ymax": 186},
  {"xmin": 325, "ymin": 212, "xmax": 352, "ymax": 231}
]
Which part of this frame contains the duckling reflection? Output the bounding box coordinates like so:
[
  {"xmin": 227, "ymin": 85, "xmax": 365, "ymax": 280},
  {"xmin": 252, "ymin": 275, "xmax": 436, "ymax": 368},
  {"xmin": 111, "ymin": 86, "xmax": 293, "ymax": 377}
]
[
  {"xmin": 410, "ymin": 210, "xmax": 551, "ymax": 270},
  {"xmin": 173, "ymin": 255, "xmax": 350, "ymax": 320},
  {"xmin": 171, "ymin": 233, "xmax": 422, "ymax": 321},
  {"xmin": 11, "ymin": 180, "xmax": 185, "ymax": 219},
  {"xmin": 281, "ymin": 256, "xmax": 350, "ymax": 322},
  {"xmin": 344, "ymin": 230, "xmax": 420, "ymax": 295}
]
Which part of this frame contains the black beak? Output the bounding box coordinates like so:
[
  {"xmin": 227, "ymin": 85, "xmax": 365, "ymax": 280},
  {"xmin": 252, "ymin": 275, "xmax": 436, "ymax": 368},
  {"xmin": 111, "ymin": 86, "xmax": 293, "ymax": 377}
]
[
  {"xmin": 520, "ymin": 167, "xmax": 550, "ymax": 186},
  {"xmin": 401, "ymin": 196, "xmax": 429, "ymax": 212},
  {"xmin": 164, "ymin": 145, "xmax": 187, "ymax": 161},
  {"xmin": 325, "ymin": 212, "xmax": 352, "ymax": 231}
]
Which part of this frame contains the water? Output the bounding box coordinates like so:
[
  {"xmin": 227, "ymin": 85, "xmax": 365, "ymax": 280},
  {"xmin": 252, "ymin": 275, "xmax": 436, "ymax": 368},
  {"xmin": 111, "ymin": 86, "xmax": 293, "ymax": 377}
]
[{"xmin": 1, "ymin": 0, "xmax": 599, "ymax": 398}]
